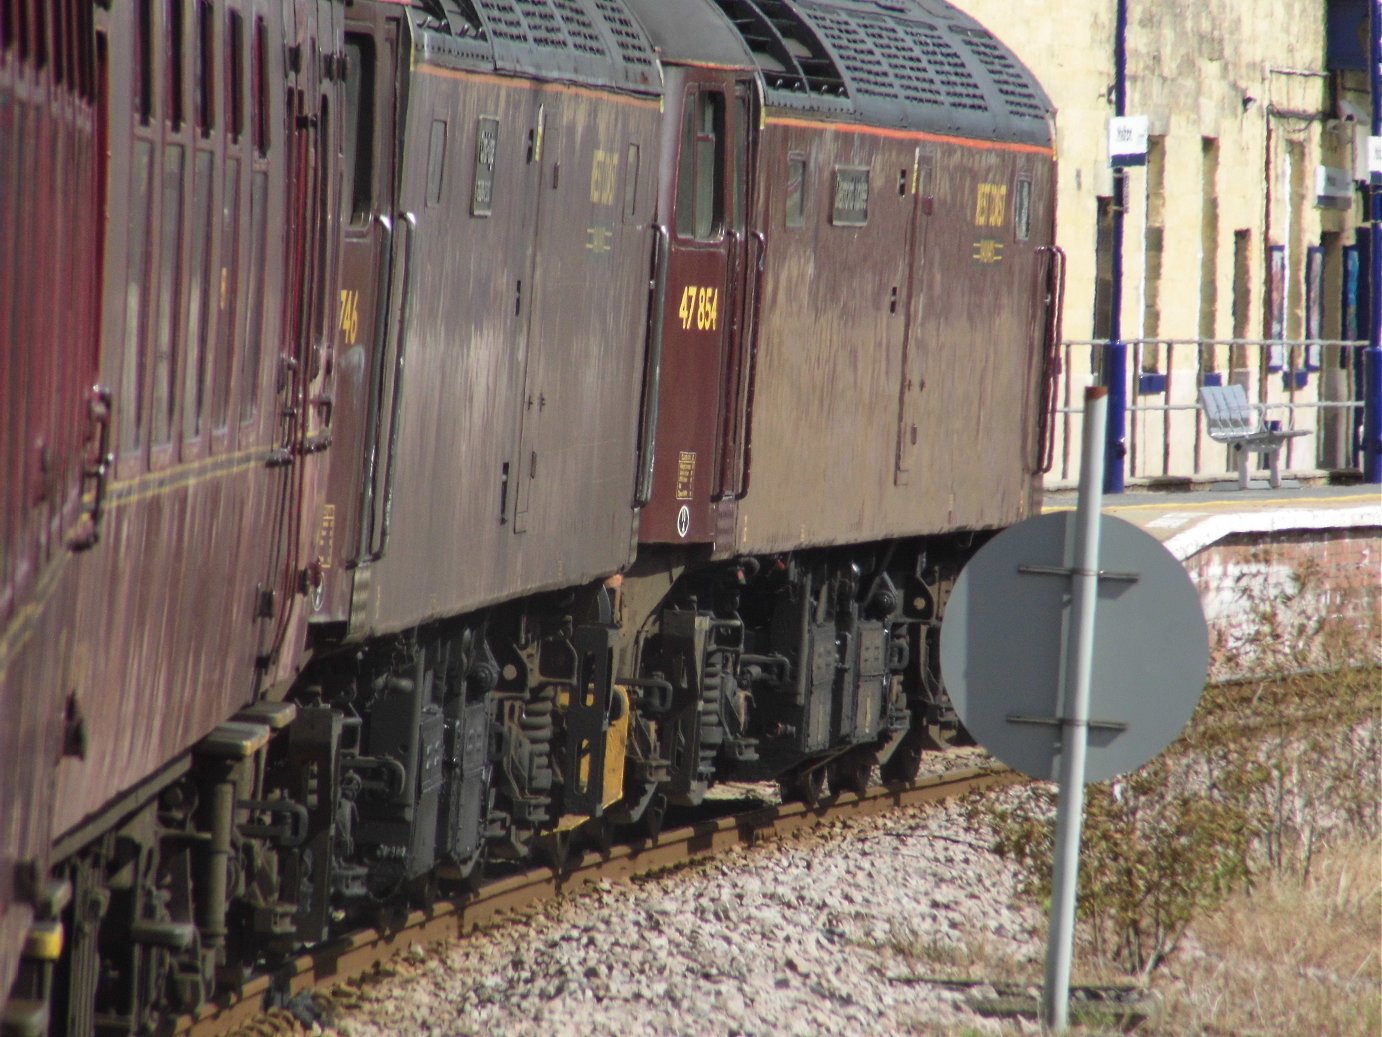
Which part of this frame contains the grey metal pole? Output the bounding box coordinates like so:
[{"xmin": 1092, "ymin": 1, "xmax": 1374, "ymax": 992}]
[{"xmin": 1042, "ymin": 386, "xmax": 1109, "ymax": 1032}]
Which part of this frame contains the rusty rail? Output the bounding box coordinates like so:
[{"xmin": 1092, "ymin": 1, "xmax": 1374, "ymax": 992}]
[{"xmin": 173, "ymin": 765, "xmax": 1018, "ymax": 1037}]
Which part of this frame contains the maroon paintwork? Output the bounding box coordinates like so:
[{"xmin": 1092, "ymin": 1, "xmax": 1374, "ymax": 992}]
[
  {"xmin": 1, "ymin": 0, "xmax": 1062, "ymax": 1025},
  {"xmin": 727, "ymin": 118, "xmax": 1056, "ymax": 556},
  {"xmin": 0, "ymin": 0, "xmax": 102, "ymax": 1001},
  {"xmin": 639, "ymin": 66, "xmax": 760, "ymax": 546},
  {"xmin": 49, "ymin": 0, "xmax": 341, "ymax": 844},
  {"xmin": 312, "ymin": 22, "xmax": 661, "ymax": 640}
]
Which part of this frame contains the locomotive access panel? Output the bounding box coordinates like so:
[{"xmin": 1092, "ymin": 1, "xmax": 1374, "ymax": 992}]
[
  {"xmin": 729, "ymin": 124, "xmax": 1054, "ymax": 556},
  {"xmin": 350, "ymin": 38, "xmax": 662, "ymax": 637}
]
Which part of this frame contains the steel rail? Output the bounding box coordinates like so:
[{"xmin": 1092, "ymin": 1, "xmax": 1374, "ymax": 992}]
[{"xmin": 171, "ymin": 765, "xmax": 1019, "ymax": 1037}]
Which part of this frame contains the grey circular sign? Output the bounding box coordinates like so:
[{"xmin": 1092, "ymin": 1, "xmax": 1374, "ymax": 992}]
[{"xmin": 939, "ymin": 512, "xmax": 1209, "ymax": 783}]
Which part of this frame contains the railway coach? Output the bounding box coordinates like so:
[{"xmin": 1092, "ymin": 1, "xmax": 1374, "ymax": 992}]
[{"xmin": 1, "ymin": 0, "xmax": 1058, "ymax": 1032}]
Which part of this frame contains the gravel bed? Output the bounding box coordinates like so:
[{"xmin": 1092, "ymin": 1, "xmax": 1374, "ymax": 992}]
[{"xmin": 319, "ymin": 750, "xmax": 1048, "ymax": 1037}]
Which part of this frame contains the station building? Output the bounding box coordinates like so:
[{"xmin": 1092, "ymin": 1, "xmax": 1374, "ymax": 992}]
[{"xmin": 955, "ymin": 0, "xmax": 1375, "ymax": 484}]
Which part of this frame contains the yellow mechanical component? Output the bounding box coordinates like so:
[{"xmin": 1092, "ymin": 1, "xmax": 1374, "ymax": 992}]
[
  {"xmin": 197, "ymin": 721, "xmax": 271, "ymax": 759},
  {"xmin": 22, "ymin": 920, "xmax": 62, "ymax": 962},
  {"xmin": 602, "ymin": 685, "xmax": 631, "ymax": 810}
]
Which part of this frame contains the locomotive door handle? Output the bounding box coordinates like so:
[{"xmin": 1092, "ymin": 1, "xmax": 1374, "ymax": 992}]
[
  {"xmin": 370, "ymin": 211, "xmax": 417, "ymax": 561},
  {"xmin": 68, "ymin": 385, "xmax": 113, "ymax": 552},
  {"xmin": 635, "ymin": 225, "xmax": 670, "ymax": 507},
  {"xmin": 733, "ymin": 231, "xmax": 768, "ymax": 499}
]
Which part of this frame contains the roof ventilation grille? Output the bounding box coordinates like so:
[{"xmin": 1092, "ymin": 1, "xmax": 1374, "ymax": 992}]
[
  {"xmin": 951, "ymin": 26, "xmax": 1046, "ymax": 120},
  {"xmin": 710, "ymin": 0, "xmax": 848, "ymax": 98},
  {"xmin": 892, "ymin": 18, "xmax": 987, "ymax": 112}
]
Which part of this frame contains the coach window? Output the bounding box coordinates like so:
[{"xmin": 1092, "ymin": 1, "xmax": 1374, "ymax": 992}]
[
  {"xmin": 252, "ymin": 16, "xmax": 268, "ymax": 155},
  {"xmin": 242, "ymin": 170, "xmax": 269, "ymax": 424},
  {"xmin": 167, "ymin": 0, "xmax": 184, "ymax": 130},
  {"xmin": 136, "ymin": 0, "xmax": 153, "ymax": 123},
  {"xmin": 152, "ymin": 145, "xmax": 185, "ymax": 445},
  {"xmin": 196, "ymin": 0, "xmax": 214, "ymax": 136},
  {"xmin": 225, "ymin": 9, "xmax": 243, "ymax": 140},
  {"xmin": 675, "ymin": 90, "xmax": 724, "ymax": 241},
  {"xmin": 121, "ymin": 143, "xmax": 155, "ymax": 454}
]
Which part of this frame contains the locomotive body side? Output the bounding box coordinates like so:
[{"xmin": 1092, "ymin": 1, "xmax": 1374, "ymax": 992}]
[
  {"xmin": 0, "ymin": 0, "xmax": 103, "ymax": 1008},
  {"xmin": 311, "ymin": 3, "xmax": 662, "ymax": 640},
  {"xmin": 734, "ymin": 118, "xmax": 1055, "ymax": 555}
]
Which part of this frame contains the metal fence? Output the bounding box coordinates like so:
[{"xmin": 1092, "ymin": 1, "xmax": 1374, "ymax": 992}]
[{"xmin": 1047, "ymin": 339, "xmax": 1370, "ymax": 485}]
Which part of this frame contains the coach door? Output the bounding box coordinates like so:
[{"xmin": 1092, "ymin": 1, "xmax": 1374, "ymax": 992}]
[
  {"xmin": 318, "ymin": 12, "xmax": 403, "ymax": 617},
  {"xmin": 640, "ymin": 73, "xmax": 758, "ymax": 544}
]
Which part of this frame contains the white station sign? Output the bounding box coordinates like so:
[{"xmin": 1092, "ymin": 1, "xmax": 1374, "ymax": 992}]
[{"xmin": 1108, "ymin": 115, "xmax": 1149, "ymax": 168}]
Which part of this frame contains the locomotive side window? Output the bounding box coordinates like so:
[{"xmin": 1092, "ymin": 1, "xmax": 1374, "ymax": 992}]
[
  {"xmin": 785, "ymin": 155, "xmax": 806, "ymax": 228},
  {"xmin": 1014, "ymin": 177, "xmax": 1032, "ymax": 241},
  {"xmin": 342, "ymin": 35, "xmax": 374, "ymax": 225},
  {"xmin": 674, "ymin": 90, "xmax": 724, "ymax": 242},
  {"xmin": 732, "ymin": 91, "xmax": 748, "ymax": 233},
  {"xmin": 426, "ymin": 119, "xmax": 446, "ymax": 207},
  {"xmin": 623, "ymin": 143, "xmax": 639, "ymax": 223}
]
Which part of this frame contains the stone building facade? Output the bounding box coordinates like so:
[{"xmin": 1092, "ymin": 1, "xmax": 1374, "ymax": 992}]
[{"xmin": 955, "ymin": 0, "xmax": 1374, "ymax": 483}]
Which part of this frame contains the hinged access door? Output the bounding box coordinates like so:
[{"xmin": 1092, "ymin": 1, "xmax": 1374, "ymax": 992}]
[
  {"xmin": 895, "ymin": 149, "xmax": 934, "ymax": 484},
  {"xmin": 639, "ymin": 71, "xmax": 759, "ymax": 544},
  {"xmin": 316, "ymin": 10, "xmax": 404, "ymax": 620}
]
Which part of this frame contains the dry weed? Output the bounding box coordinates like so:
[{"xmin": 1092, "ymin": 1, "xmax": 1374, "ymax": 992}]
[{"xmin": 1152, "ymin": 837, "xmax": 1382, "ymax": 1036}]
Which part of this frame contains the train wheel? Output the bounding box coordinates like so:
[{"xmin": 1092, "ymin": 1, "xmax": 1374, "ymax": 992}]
[
  {"xmin": 779, "ymin": 766, "xmax": 826, "ymax": 807},
  {"xmin": 641, "ymin": 793, "xmax": 668, "ymax": 840},
  {"xmin": 828, "ymin": 756, "xmax": 872, "ymax": 797},
  {"xmin": 880, "ymin": 727, "xmax": 924, "ymax": 783}
]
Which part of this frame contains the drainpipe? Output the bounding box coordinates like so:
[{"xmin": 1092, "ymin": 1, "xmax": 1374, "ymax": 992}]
[
  {"xmin": 1103, "ymin": 0, "xmax": 1130, "ymax": 492},
  {"xmin": 1365, "ymin": 0, "xmax": 1382, "ymax": 482}
]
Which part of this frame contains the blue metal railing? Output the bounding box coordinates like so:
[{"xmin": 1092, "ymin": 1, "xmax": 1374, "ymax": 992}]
[{"xmin": 1047, "ymin": 339, "xmax": 1369, "ymax": 486}]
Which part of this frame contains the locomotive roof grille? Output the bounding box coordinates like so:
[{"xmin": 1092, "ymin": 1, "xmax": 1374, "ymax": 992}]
[
  {"xmin": 951, "ymin": 26, "xmax": 1047, "ymax": 120},
  {"xmin": 415, "ymin": 0, "xmax": 659, "ymax": 92},
  {"xmin": 709, "ymin": 0, "xmax": 848, "ymax": 98},
  {"xmin": 590, "ymin": 0, "xmax": 657, "ymax": 70},
  {"xmin": 689, "ymin": 0, "xmax": 1050, "ymax": 145}
]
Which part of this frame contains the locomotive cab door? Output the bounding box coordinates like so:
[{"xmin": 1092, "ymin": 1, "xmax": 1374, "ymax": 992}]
[
  {"xmin": 313, "ymin": 10, "xmax": 405, "ymax": 623},
  {"xmin": 639, "ymin": 72, "xmax": 760, "ymax": 545}
]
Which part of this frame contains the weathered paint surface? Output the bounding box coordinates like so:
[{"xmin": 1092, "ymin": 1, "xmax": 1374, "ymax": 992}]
[
  {"xmin": 732, "ymin": 119, "xmax": 1056, "ymax": 554},
  {"xmin": 339, "ymin": 57, "xmax": 660, "ymax": 636}
]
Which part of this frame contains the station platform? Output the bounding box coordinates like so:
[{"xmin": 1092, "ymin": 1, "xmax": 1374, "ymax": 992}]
[{"xmin": 1043, "ymin": 482, "xmax": 1381, "ymax": 681}]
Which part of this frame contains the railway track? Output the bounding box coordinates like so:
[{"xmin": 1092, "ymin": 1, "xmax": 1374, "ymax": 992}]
[{"xmin": 172, "ymin": 764, "xmax": 1019, "ymax": 1037}]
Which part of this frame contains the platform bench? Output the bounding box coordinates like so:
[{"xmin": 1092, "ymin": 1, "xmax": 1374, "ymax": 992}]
[{"xmin": 1199, "ymin": 384, "xmax": 1311, "ymax": 489}]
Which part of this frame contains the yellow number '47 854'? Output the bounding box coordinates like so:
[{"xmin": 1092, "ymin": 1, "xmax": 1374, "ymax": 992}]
[{"xmin": 677, "ymin": 285, "xmax": 719, "ymax": 332}]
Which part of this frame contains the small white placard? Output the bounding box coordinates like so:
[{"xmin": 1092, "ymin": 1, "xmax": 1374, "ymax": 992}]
[
  {"xmin": 1369, "ymin": 136, "xmax": 1382, "ymax": 175},
  {"xmin": 1316, "ymin": 165, "xmax": 1353, "ymax": 210},
  {"xmin": 1108, "ymin": 115, "xmax": 1149, "ymax": 168}
]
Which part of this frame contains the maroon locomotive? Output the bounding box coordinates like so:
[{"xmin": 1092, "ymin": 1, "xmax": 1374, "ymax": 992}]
[{"xmin": 0, "ymin": 0, "xmax": 1058, "ymax": 1031}]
